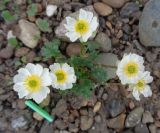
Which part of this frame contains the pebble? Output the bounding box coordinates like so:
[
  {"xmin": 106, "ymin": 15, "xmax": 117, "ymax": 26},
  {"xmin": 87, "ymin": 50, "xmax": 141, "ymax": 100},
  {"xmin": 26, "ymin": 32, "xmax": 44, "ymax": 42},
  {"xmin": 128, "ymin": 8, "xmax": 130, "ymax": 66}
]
[
  {"xmin": 15, "ymin": 47, "xmax": 29, "ymax": 57},
  {"xmin": 0, "ymin": 45, "xmax": 14, "ymax": 59},
  {"xmin": 120, "ymin": 2, "xmax": 139, "ymax": 18},
  {"xmin": 40, "ymin": 122, "xmax": 53, "ymax": 133},
  {"xmin": 11, "ymin": 116, "xmax": 28, "ymax": 130},
  {"xmin": 125, "ymin": 107, "xmax": 144, "ymax": 128},
  {"xmin": 149, "ymin": 124, "xmax": 157, "ymax": 133},
  {"xmin": 142, "ymin": 111, "xmax": 154, "ymax": 124},
  {"xmin": 134, "ymin": 123, "xmax": 149, "ymax": 133},
  {"xmin": 107, "ymin": 99, "xmax": 125, "ymax": 117},
  {"xmin": 18, "ymin": 19, "xmax": 40, "ymax": 48},
  {"xmin": 33, "ymin": 112, "xmax": 44, "ymax": 121},
  {"xmin": 93, "ymin": 102, "xmax": 101, "ymax": 113},
  {"xmin": 66, "ymin": 43, "xmax": 81, "ymax": 57},
  {"xmin": 102, "ymin": 0, "xmax": 126, "ymax": 8},
  {"xmin": 107, "ymin": 114, "xmax": 126, "ymax": 130},
  {"xmin": 40, "ymin": 94, "xmax": 50, "ymax": 107},
  {"xmin": 80, "ymin": 116, "xmax": 93, "ymax": 131},
  {"xmin": 68, "ymin": 123, "xmax": 79, "ymax": 133},
  {"xmin": 122, "ymin": 130, "xmax": 134, "ymax": 133},
  {"xmin": 55, "ymin": 119, "xmax": 68, "ymax": 130},
  {"xmin": 139, "ymin": 0, "xmax": 160, "ymax": 47},
  {"xmin": 17, "ymin": 100, "xmax": 26, "ymax": 110},
  {"xmin": 26, "ymin": 51, "xmax": 36, "ymax": 63},
  {"xmin": 95, "ymin": 53, "xmax": 118, "ymax": 80},
  {"xmin": 95, "ymin": 32, "xmax": 112, "ymax": 52},
  {"xmin": 94, "ymin": 115, "xmax": 101, "ymax": 123},
  {"xmin": 94, "ymin": 2, "xmax": 112, "ymax": 16},
  {"xmin": 46, "ymin": 4, "xmax": 57, "ymax": 17}
]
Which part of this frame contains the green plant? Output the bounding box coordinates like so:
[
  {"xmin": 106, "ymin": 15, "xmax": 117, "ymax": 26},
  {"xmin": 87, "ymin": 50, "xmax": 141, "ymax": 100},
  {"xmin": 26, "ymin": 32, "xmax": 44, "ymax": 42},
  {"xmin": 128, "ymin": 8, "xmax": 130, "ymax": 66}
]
[
  {"xmin": 27, "ymin": 3, "xmax": 38, "ymax": 17},
  {"xmin": 8, "ymin": 38, "xmax": 18, "ymax": 46},
  {"xmin": 2, "ymin": 10, "xmax": 17, "ymax": 22},
  {"xmin": 36, "ymin": 18, "xmax": 51, "ymax": 32},
  {"xmin": 0, "ymin": 0, "xmax": 10, "ymax": 10}
]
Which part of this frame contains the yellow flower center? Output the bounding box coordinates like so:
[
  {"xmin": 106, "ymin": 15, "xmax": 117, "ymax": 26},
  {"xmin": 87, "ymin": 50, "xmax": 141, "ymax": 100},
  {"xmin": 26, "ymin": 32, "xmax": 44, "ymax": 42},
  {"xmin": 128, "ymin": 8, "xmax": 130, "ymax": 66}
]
[
  {"xmin": 55, "ymin": 70, "xmax": 67, "ymax": 84},
  {"xmin": 24, "ymin": 75, "xmax": 42, "ymax": 92},
  {"xmin": 136, "ymin": 79, "xmax": 145, "ymax": 92},
  {"xmin": 124, "ymin": 61, "xmax": 139, "ymax": 77},
  {"xmin": 75, "ymin": 19, "xmax": 89, "ymax": 35}
]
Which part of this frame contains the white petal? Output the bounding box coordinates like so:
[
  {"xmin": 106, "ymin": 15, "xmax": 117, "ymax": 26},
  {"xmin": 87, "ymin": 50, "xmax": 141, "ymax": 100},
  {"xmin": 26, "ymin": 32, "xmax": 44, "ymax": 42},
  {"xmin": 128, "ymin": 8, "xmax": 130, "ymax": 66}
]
[
  {"xmin": 66, "ymin": 17, "xmax": 76, "ymax": 26},
  {"xmin": 18, "ymin": 68, "xmax": 30, "ymax": 76},
  {"xmin": 143, "ymin": 71, "xmax": 153, "ymax": 83},
  {"xmin": 13, "ymin": 84, "xmax": 29, "ymax": 98},
  {"xmin": 32, "ymin": 87, "xmax": 50, "ymax": 104},
  {"xmin": 65, "ymin": 32, "xmax": 80, "ymax": 42},
  {"xmin": 49, "ymin": 63, "xmax": 61, "ymax": 72},
  {"xmin": 79, "ymin": 9, "xmax": 87, "ymax": 20},
  {"xmin": 65, "ymin": 83, "xmax": 73, "ymax": 89},
  {"xmin": 41, "ymin": 68, "xmax": 52, "ymax": 86},
  {"xmin": 13, "ymin": 74, "xmax": 26, "ymax": 84},
  {"xmin": 81, "ymin": 31, "xmax": 92, "ymax": 42},
  {"xmin": 25, "ymin": 63, "xmax": 36, "ymax": 75},
  {"xmin": 67, "ymin": 75, "xmax": 77, "ymax": 83},
  {"xmin": 35, "ymin": 64, "xmax": 43, "ymax": 76},
  {"xmin": 64, "ymin": 24, "xmax": 75, "ymax": 32},
  {"xmin": 141, "ymin": 85, "xmax": 152, "ymax": 97},
  {"xmin": 90, "ymin": 16, "xmax": 99, "ymax": 32},
  {"xmin": 132, "ymin": 88, "xmax": 140, "ymax": 101}
]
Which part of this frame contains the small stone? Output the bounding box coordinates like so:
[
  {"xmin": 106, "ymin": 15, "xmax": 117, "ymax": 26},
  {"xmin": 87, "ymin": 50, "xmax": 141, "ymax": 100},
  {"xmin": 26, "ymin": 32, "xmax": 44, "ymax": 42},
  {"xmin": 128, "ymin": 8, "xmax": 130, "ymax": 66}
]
[
  {"xmin": 17, "ymin": 100, "xmax": 26, "ymax": 110},
  {"xmin": 15, "ymin": 47, "xmax": 29, "ymax": 57},
  {"xmin": 66, "ymin": 43, "xmax": 81, "ymax": 57},
  {"xmin": 55, "ymin": 119, "xmax": 68, "ymax": 130},
  {"xmin": 107, "ymin": 114, "xmax": 126, "ymax": 130},
  {"xmin": 95, "ymin": 115, "xmax": 102, "ymax": 123},
  {"xmin": 33, "ymin": 112, "xmax": 44, "ymax": 121},
  {"xmin": 26, "ymin": 51, "xmax": 36, "ymax": 63},
  {"xmin": 122, "ymin": 130, "xmax": 134, "ymax": 133},
  {"xmin": 125, "ymin": 107, "xmax": 144, "ymax": 128},
  {"xmin": 120, "ymin": 2, "xmax": 139, "ymax": 18},
  {"xmin": 0, "ymin": 45, "xmax": 14, "ymax": 59},
  {"xmin": 80, "ymin": 116, "xmax": 93, "ymax": 131},
  {"xmin": 107, "ymin": 99, "xmax": 125, "ymax": 117},
  {"xmin": 93, "ymin": 102, "xmax": 101, "ymax": 113},
  {"xmin": 139, "ymin": 0, "xmax": 160, "ymax": 47},
  {"xmin": 40, "ymin": 122, "xmax": 53, "ymax": 133},
  {"xmin": 134, "ymin": 123, "xmax": 149, "ymax": 133},
  {"xmin": 95, "ymin": 53, "xmax": 118, "ymax": 80},
  {"xmin": 149, "ymin": 124, "xmax": 157, "ymax": 133},
  {"xmin": 142, "ymin": 111, "xmax": 154, "ymax": 124},
  {"xmin": 94, "ymin": 2, "xmax": 112, "ymax": 16},
  {"xmin": 68, "ymin": 123, "xmax": 79, "ymax": 133},
  {"xmin": 18, "ymin": 19, "xmax": 40, "ymax": 48},
  {"xmin": 40, "ymin": 94, "xmax": 50, "ymax": 107},
  {"xmin": 11, "ymin": 116, "xmax": 28, "ymax": 130},
  {"xmin": 46, "ymin": 5, "xmax": 57, "ymax": 17},
  {"xmin": 129, "ymin": 101, "xmax": 135, "ymax": 109},
  {"xmin": 102, "ymin": 0, "xmax": 126, "ymax": 8},
  {"xmin": 80, "ymin": 109, "xmax": 88, "ymax": 116},
  {"xmin": 95, "ymin": 32, "xmax": 112, "ymax": 52},
  {"xmin": 48, "ymin": 0, "xmax": 70, "ymax": 6}
]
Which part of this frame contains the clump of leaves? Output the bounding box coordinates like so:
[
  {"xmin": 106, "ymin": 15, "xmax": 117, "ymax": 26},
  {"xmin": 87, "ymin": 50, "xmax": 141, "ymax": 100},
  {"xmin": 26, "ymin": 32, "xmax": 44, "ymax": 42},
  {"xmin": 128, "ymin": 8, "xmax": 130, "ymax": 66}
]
[
  {"xmin": 36, "ymin": 18, "xmax": 51, "ymax": 32},
  {"xmin": 8, "ymin": 38, "xmax": 18, "ymax": 46},
  {"xmin": 0, "ymin": 0, "xmax": 10, "ymax": 10},
  {"xmin": 41, "ymin": 38, "xmax": 62, "ymax": 60},
  {"xmin": 27, "ymin": 3, "xmax": 38, "ymax": 17},
  {"xmin": 1, "ymin": 10, "xmax": 17, "ymax": 22}
]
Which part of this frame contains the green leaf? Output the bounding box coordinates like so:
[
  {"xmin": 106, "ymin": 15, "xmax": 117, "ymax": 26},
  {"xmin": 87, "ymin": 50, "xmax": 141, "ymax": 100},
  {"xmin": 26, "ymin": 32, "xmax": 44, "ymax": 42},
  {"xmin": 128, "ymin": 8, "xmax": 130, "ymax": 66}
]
[
  {"xmin": 73, "ymin": 79, "xmax": 95, "ymax": 98},
  {"xmin": 0, "ymin": 0, "xmax": 10, "ymax": 10},
  {"xmin": 1, "ymin": 10, "xmax": 17, "ymax": 22},
  {"xmin": 8, "ymin": 38, "xmax": 18, "ymax": 46},
  {"xmin": 41, "ymin": 38, "xmax": 61, "ymax": 59},
  {"xmin": 85, "ymin": 41, "xmax": 100, "ymax": 51},
  {"xmin": 91, "ymin": 67, "xmax": 107, "ymax": 83},
  {"xmin": 27, "ymin": 3, "xmax": 38, "ymax": 17},
  {"xmin": 36, "ymin": 18, "xmax": 51, "ymax": 32}
]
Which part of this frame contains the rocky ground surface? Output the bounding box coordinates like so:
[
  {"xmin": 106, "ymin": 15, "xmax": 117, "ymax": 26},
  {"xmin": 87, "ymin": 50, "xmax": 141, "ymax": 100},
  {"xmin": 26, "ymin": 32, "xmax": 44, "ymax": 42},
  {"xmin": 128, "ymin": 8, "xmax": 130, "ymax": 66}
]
[{"xmin": 0, "ymin": 0, "xmax": 160, "ymax": 133}]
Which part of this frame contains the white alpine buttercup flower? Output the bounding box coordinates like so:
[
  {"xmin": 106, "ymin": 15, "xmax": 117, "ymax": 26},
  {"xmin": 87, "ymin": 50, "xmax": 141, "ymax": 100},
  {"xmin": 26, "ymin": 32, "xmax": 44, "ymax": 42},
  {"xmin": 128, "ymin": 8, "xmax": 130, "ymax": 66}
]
[
  {"xmin": 129, "ymin": 71, "xmax": 153, "ymax": 101},
  {"xmin": 50, "ymin": 63, "xmax": 76, "ymax": 90},
  {"xmin": 116, "ymin": 53, "xmax": 145, "ymax": 85},
  {"xmin": 13, "ymin": 63, "xmax": 52, "ymax": 104},
  {"xmin": 64, "ymin": 9, "xmax": 99, "ymax": 42}
]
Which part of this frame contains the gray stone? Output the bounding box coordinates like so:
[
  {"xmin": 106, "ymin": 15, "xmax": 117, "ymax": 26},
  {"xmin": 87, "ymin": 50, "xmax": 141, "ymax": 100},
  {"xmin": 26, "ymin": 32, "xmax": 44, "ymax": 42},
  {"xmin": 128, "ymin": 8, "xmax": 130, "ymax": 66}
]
[
  {"xmin": 80, "ymin": 116, "xmax": 93, "ymax": 131},
  {"xmin": 0, "ymin": 45, "xmax": 14, "ymax": 59},
  {"xmin": 95, "ymin": 32, "xmax": 112, "ymax": 52},
  {"xmin": 122, "ymin": 130, "xmax": 134, "ymax": 133},
  {"xmin": 120, "ymin": 2, "xmax": 139, "ymax": 18},
  {"xmin": 18, "ymin": 19, "xmax": 40, "ymax": 48},
  {"xmin": 40, "ymin": 122, "xmax": 53, "ymax": 133},
  {"xmin": 55, "ymin": 6, "xmax": 99, "ymax": 42},
  {"xmin": 11, "ymin": 116, "xmax": 28, "ymax": 130},
  {"xmin": 139, "ymin": 0, "xmax": 160, "ymax": 47},
  {"xmin": 95, "ymin": 53, "xmax": 118, "ymax": 80},
  {"xmin": 142, "ymin": 111, "xmax": 154, "ymax": 124},
  {"xmin": 149, "ymin": 124, "xmax": 157, "ymax": 133},
  {"xmin": 107, "ymin": 99, "xmax": 125, "ymax": 117},
  {"xmin": 125, "ymin": 107, "xmax": 144, "ymax": 128},
  {"xmin": 134, "ymin": 123, "xmax": 149, "ymax": 133},
  {"xmin": 102, "ymin": 0, "xmax": 126, "ymax": 8}
]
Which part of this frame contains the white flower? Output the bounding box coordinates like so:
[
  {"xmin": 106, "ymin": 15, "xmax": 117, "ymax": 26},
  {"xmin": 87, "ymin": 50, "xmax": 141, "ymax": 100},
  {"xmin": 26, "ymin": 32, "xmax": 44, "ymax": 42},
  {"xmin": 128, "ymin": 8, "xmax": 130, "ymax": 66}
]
[
  {"xmin": 13, "ymin": 63, "xmax": 52, "ymax": 104},
  {"xmin": 46, "ymin": 4, "xmax": 57, "ymax": 17},
  {"xmin": 129, "ymin": 71, "xmax": 153, "ymax": 101},
  {"xmin": 64, "ymin": 9, "xmax": 99, "ymax": 42},
  {"xmin": 116, "ymin": 53, "xmax": 145, "ymax": 85},
  {"xmin": 49, "ymin": 63, "xmax": 76, "ymax": 90}
]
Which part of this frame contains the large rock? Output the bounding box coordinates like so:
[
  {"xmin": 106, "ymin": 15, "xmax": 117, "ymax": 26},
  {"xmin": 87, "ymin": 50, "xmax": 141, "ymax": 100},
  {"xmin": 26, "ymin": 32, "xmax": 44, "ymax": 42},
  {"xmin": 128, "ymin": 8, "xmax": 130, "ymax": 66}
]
[
  {"xmin": 18, "ymin": 19, "xmax": 40, "ymax": 48},
  {"xmin": 95, "ymin": 53, "xmax": 118, "ymax": 80},
  {"xmin": 139, "ymin": 0, "xmax": 160, "ymax": 47},
  {"xmin": 102, "ymin": 0, "xmax": 126, "ymax": 8},
  {"xmin": 55, "ymin": 6, "xmax": 99, "ymax": 42}
]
